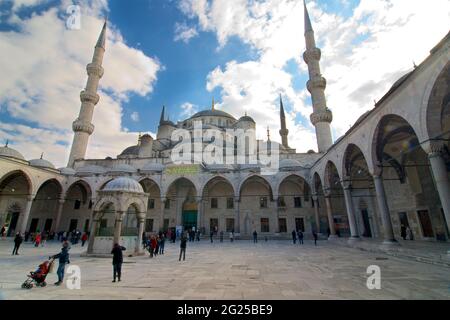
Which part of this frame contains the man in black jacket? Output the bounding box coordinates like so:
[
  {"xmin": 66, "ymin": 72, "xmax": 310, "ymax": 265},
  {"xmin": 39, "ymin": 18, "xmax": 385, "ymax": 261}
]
[
  {"xmin": 12, "ymin": 232, "xmax": 23, "ymax": 255},
  {"xmin": 52, "ymin": 241, "xmax": 70, "ymax": 286},
  {"xmin": 111, "ymin": 243, "xmax": 126, "ymax": 282},
  {"xmin": 179, "ymin": 233, "xmax": 187, "ymax": 261}
]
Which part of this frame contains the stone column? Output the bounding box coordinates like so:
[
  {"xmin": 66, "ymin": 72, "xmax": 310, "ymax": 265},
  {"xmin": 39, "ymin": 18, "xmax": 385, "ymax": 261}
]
[
  {"xmin": 428, "ymin": 150, "xmax": 450, "ymax": 233},
  {"xmin": 273, "ymin": 197, "xmax": 279, "ymax": 235},
  {"xmin": 87, "ymin": 214, "xmax": 99, "ymax": 254},
  {"xmin": 373, "ymin": 175, "xmax": 398, "ymax": 245},
  {"xmin": 324, "ymin": 190, "xmax": 337, "ymax": 239},
  {"xmin": 341, "ymin": 178, "xmax": 360, "ymax": 242},
  {"xmin": 312, "ymin": 194, "xmax": 320, "ymax": 233},
  {"xmin": 160, "ymin": 197, "xmax": 166, "ymax": 231},
  {"xmin": 113, "ymin": 211, "xmax": 123, "ymax": 245},
  {"xmin": 136, "ymin": 216, "xmax": 145, "ymax": 255},
  {"xmin": 19, "ymin": 195, "xmax": 34, "ymax": 235},
  {"xmin": 53, "ymin": 199, "xmax": 65, "ymax": 233},
  {"xmin": 234, "ymin": 197, "xmax": 240, "ymax": 234},
  {"xmin": 196, "ymin": 198, "xmax": 202, "ymax": 231}
]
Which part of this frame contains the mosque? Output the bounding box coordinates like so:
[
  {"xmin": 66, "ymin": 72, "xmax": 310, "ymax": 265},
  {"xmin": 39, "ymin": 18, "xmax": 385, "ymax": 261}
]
[{"xmin": 0, "ymin": 3, "xmax": 448, "ymax": 255}]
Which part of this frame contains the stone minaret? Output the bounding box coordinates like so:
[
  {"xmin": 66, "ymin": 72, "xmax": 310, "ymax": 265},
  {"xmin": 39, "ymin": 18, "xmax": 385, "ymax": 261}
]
[
  {"xmin": 67, "ymin": 21, "xmax": 107, "ymax": 167},
  {"xmin": 303, "ymin": 1, "xmax": 333, "ymax": 153},
  {"xmin": 279, "ymin": 94, "xmax": 289, "ymax": 149}
]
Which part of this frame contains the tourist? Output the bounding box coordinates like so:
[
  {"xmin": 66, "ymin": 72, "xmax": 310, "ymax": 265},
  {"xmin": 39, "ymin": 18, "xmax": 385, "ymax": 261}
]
[
  {"xmin": 220, "ymin": 231, "xmax": 224, "ymax": 242},
  {"xmin": 111, "ymin": 243, "xmax": 126, "ymax": 283},
  {"xmin": 401, "ymin": 225, "xmax": 407, "ymax": 240},
  {"xmin": 159, "ymin": 234, "xmax": 165, "ymax": 255},
  {"xmin": 41, "ymin": 231, "xmax": 47, "ymax": 247},
  {"xmin": 51, "ymin": 241, "xmax": 70, "ymax": 286},
  {"xmin": 149, "ymin": 235, "xmax": 157, "ymax": 258},
  {"xmin": 407, "ymin": 226, "xmax": 414, "ymax": 240},
  {"xmin": 196, "ymin": 230, "xmax": 200, "ymax": 241},
  {"xmin": 24, "ymin": 231, "xmax": 30, "ymax": 242},
  {"xmin": 12, "ymin": 232, "xmax": 23, "ymax": 255},
  {"xmin": 154, "ymin": 235, "xmax": 160, "ymax": 256},
  {"xmin": 253, "ymin": 230, "xmax": 258, "ymax": 243},
  {"xmin": 34, "ymin": 232, "xmax": 41, "ymax": 247},
  {"xmin": 229, "ymin": 231, "xmax": 234, "ymax": 242},
  {"xmin": 327, "ymin": 228, "xmax": 330, "ymax": 238},
  {"xmin": 1, "ymin": 225, "xmax": 5, "ymax": 238},
  {"xmin": 291, "ymin": 230, "xmax": 297, "ymax": 244},
  {"xmin": 210, "ymin": 230, "xmax": 214, "ymax": 243},
  {"xmin": 297, "ymin": 230, "xmax": 304, "ymax": 245},
  {"xmin": 81, "ymin": 232, "xmax": 88, "ymax": 247},
  {"xmin": 179, "ymin": 233, "xmax": 187, "ymax": 261},
  {"xmin": 313, "ymin": 231, "xmax": 318, "ymax": 246}
]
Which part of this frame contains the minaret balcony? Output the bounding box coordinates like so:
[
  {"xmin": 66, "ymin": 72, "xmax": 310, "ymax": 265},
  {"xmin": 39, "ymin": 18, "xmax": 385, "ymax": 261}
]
[
  {"xmin": 72, "ymin": 119, "xmax": 95, "ymax": 135},
  {"xmin": 310, "ymin": 109, "xmax": 333, "ymax": 125},
  {"xmin": 80, "ymin": 90, "xmax": 100, "ymax": 105},
  {"xmin": 303, "ymin": 48, "xmax": 321, "ymax": 64},
  {"xmin": 306, "ymin": 76, "xmax": 327, "ymax": 92},
  {"xmin": 86, "ymin": 63, "xmax": 104, "ymax": 78}
]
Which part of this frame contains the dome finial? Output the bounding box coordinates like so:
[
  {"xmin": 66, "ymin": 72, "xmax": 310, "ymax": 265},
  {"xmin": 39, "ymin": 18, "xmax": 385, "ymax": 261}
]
[
  {"xmin": 5, "ymin": 140, "xmax": 8, "ymax": 148},
  {"xmin": 212, "ymin": 97, "xmax": 215, "ymax": 111},
  {"xmin": 40, "ymin": 152, "xmax": 44, "ymax": 159}
]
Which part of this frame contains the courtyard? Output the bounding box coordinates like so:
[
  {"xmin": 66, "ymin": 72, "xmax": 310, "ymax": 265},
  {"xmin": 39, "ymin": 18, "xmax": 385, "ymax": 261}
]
[{"xmin": 0, "ymin": 238, "xmax": 449, "ymax": 300}]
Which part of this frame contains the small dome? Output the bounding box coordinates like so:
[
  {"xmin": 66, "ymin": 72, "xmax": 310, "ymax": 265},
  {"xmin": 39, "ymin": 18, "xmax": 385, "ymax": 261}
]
[
  {"xmin": 59, "ymin": 167, "xmax": 76, "ymax": 176},
  {"xmin": 0, "ymin": 145, "xmax": 25, "ymax": 160},
  {"xmin": 108, "ymin": 164, "xmax": 137, "ymax": 174},
  {"xmin": 76, "ymin": 165, "xmax": 106, "ymax": 175},
  {"xmin": 119, "ymin": 145, "xmax": 139, "ymax": 156},
  {"xmin": 279, "ymin": 159, "xmax": 302, "ymax": 168},
  {"xmin": 238, "ymin": 115, "xmax": 255, "ymax": 123},
  {"xmin": 103, "ymin": 177, "xmax": 144, "ymax": 193},
  {"xmin": 29, "ymin": 158, "xmax": 55, "ymax": 169},
  {"xmin": 140, "ymin": 163, "xmax": 165, "ymax": 173},
  {"xmin": 307, "ymin": 150, "xmax": 316, "ymax": 154}
]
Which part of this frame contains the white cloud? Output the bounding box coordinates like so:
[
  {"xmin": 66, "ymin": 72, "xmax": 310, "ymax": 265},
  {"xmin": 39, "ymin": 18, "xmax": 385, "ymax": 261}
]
[
  {"xmin": 0, "ymin": 1, "xmax": 161, "ymax": 167},
  {"xmin": 178, "ymin": 0, "xmax": 450, "ymax": 150},
  {"xmin": 130, "ymin": 111, "xmax": 140, "ymax": 122},
  {"xmin": 179, "ymin": 102, "xmax": 199, "ymax": 119},
  {"xmin": 174, "ymin": 22, "xmax": 199, "ymax": 43}
]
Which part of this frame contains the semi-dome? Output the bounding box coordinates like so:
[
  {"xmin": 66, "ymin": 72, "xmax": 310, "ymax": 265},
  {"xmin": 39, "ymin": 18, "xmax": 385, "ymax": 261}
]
[
  {"xmin": 76, "ymin": 165, "xmax": 106, "ymax": 175},
  {"xmin": 0, "ymin": 145, "xmax": 25, "ymax": 160},
  {"xmin": 108, "ymin": 164, "xmax": 137, "ymax": 174},
  {"xmin": 190, "ymin": 109, "xmax": 236, "ymax": 120},
  {"xmin": 59, "ymin": 167, "xmax": 76, "ymax": 176},
  {"xmin": 279, "ymin": 159, "xmax": 302, "ymax": 168},
  {"xmin": 103, "ymin": 177, "xmax": 144, "ymax": 193},
  {"xmin": 29, "ymin": 158, "xmax": 55, "ymax": 169}
]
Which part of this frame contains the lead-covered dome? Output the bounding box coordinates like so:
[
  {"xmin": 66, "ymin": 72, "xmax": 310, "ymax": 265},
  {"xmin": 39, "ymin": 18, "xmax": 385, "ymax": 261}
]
[
  {"xmin": 190, "ymin": 109, "xmax": 236, "ymax": 120},
  {"xmin": 29, "ymin": 158, "xmax": 55, "ymax": 169},
  {"xmin": 0, "ymin": 145, "xmax": 25, "ymax": 161},
  {"xmin": 238, "ymin": 115, "xmax": 255, "ymax": 123},
  {"xmin": 103, "ymin": 177, "xmax": 144, "ymax": 193}
]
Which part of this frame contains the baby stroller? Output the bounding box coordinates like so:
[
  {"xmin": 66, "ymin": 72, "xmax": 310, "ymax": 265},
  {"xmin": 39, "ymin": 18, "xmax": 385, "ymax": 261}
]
[{"xmin": 21, "ymin": 258, "xmax": 55, "ymax": 289}]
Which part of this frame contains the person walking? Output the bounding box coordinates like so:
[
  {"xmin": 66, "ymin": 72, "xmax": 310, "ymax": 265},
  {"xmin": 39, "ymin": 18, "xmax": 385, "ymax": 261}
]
[
  {"xmin": 159, "ymin": 234, "xmax": 165, "ymax": 255},
  {"xmin": 210, "ymin": 230, "xmax": 214, "ymax": 243},
  {"xmin": 51, "ymin": 241, "xmax": 70, "ymax": 286},
  {"xmin": 12, "ymin": 232, "xmax": 23, "ymax": 255},
  {"xmin": 220, "ymin": 231, "xmax": 224, "ymax": 242},
  {"xmin": 313, "ymin": 231, "xmax": 318, "ymax": 246},
  {"xmin": 34, "ymin": 232, "xmax": 41, "ymax": 247},
  {"xmin": 149, "ymin": 235, "xmax": 157, "ymax": 258},
  {"xmin": 401, "ymin": 225, "xmax": 407, "ymax": 240},
  {"xmin": 154, "ymin": 236, "xmax": 160, "ymax": 257},
  {"xmin": 111, "ymin": 243, "xmax": 126, "ymax": 283},
  {"xmin": 179, "ymin": 233, "xmax": 187, "ymax": 261},
  {"xmin": 1, "ymin": 225, "xmax": 6, "ymax": 238},
  {"xmin": 297, "ymin": 230, "xmax": 304, "ymax": 245},
  {"xmin": 253, "ymin": 230, "xmax": 258, "ymax": 243},
  {"xmin": 81, "ymin": 232, "xmax": 88, "ymax": 247},
  {"xmin": 407, "ymin": 226, "xmax": 414, "ymax": 240},
  {"xmin": 291, "ymin": 230, "xmax": 297, "ymax": 244},
  {"xmin": 196, "ymin": 230, "xmax": 200, "ymax": 241},
  {"xmin": 229, "ymin": 231, "xmax": 234, "ymax": 242},
  {"xmin": 41, "ymin": 231, "xmax": 47, "ymax": 247}
]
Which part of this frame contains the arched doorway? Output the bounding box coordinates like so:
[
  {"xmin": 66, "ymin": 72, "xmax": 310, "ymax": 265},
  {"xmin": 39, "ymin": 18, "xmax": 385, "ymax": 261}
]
[
  {"xmin": 139, "ymin": 178, "xmax": 162, "ymax": 232},
  {"xmin": 278, "ymin": 174, "xmax": 313, "ymax": 235},
  {"xmin": 0, "ymin": 170, "xmax": 32, "ymax": 236},
  {"xmin": 166, "ymin": 178, "xmax": 198, "ymax": 232},
  {"xmin": 61, "ymin": 180, "xmax": 92, "ymax": 234}
]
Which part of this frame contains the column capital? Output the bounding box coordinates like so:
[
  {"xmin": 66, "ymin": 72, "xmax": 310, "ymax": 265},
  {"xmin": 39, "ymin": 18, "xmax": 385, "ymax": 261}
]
[
  {"xmin": 323, "ymin": 189, "xmax": 332, "ymax": 198},
  {"xmin": 341, "ymin": 176, "xmax": 352, "ymax": 190}
]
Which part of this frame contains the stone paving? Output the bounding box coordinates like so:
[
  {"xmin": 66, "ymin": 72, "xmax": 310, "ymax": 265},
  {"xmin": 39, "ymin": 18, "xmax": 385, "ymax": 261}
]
[{"xmin": 0, "ymin": 238, "xmax": 449, "ymax": 300}]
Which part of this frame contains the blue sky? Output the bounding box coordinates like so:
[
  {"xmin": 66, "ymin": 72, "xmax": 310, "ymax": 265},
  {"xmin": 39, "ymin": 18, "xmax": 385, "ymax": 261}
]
[{"xmin": 1, "ymin": 0, "xmax": 449, "ymax": 167}]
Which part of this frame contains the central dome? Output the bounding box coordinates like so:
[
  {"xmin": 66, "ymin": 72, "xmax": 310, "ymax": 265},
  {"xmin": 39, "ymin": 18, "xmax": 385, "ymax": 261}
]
[
  {"xmin": 190, "ymin": 109, "xmax": 236, "ymax": 120},
  {"xmin": 103, "ymin": 177, "xmax": 144, "ymax": 193}
]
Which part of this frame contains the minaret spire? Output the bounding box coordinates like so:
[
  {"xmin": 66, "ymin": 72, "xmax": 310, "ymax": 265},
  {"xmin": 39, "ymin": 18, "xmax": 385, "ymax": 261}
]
[
  {"xmin": 303, "ymin": 0, "xmax": 333, "ymax": 153},
  {"xmin": 160, "ymin": 105, "xmax": 166, "ymax": 124},
  {"xmin": 67, "ymin": 21, "xmax": 107, "ymax": 167},
  {"xmin": 279, "ymin": 94, "xmax": 289, "ymax": 148}
]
